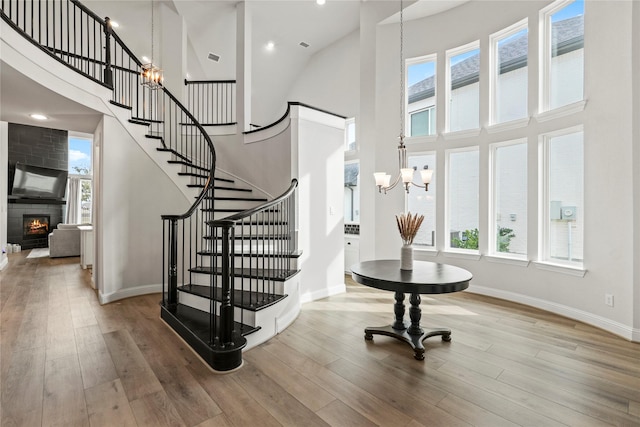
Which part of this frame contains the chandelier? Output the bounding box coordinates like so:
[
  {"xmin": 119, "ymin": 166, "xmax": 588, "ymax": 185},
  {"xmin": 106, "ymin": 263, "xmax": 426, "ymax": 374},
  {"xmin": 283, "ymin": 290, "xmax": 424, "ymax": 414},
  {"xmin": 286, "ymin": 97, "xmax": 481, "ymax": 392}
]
[
  {"xmin": 140, "ymin": 0, "xmax": 163, "ymax": 89},
  {"xmin": 374, "ymin": 0, "xmax": 433, "ymax": 194}
]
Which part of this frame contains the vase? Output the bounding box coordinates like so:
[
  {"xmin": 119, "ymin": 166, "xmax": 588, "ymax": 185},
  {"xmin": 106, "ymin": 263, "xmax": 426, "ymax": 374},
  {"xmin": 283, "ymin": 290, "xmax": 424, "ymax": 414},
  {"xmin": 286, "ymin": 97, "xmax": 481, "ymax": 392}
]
[{"xmin": 400, "ymin": 244, "xmax": 413, "ymax": 270}]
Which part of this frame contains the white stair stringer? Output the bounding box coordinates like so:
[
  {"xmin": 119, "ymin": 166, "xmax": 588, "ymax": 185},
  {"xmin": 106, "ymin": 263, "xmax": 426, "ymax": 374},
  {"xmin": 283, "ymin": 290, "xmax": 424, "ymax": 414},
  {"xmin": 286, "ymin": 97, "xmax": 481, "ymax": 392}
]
[
  {"xmin": 105, "ymin": 103, "xmax": 202, "ymax": 203},
  {"xmin": 177, "ymin": 274, "xmax": 301, "ymax": 351}
]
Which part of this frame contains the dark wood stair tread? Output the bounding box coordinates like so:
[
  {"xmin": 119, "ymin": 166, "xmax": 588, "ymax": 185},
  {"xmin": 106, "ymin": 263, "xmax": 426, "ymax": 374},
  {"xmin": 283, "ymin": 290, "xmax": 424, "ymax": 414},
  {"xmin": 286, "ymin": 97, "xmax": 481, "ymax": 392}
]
[
  {"xmin": 188, "ymin": 266, "xmax": 299, "ymax": 281},
  {"xmin": 162, "ymin": 303, "xmax": 259, "ymax": 338},
  {"xmin": 196, "ymin": 249, "xmax": 302, "ymax": 258},
  {"xmin": 178, "ymin": 284, "xmax": 287, "ymax": 311},
  {"xmin": 157, "ymin": 147, "xmax": 192, "ymax": 163},
  {"xmin": 203, "ymin": 234, "xmax": 290, "ymax": 240}
]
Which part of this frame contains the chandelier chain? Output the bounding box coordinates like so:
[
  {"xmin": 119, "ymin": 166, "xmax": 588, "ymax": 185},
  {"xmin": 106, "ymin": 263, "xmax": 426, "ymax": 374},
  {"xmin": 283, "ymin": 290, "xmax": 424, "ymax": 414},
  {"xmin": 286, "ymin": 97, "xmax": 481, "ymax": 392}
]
[
  {"xmin": 399, "ymin": 0, "xmax": 404, "ymax": 139},
  {"xmin": 151, "ymin": 0, "xmax": 154, "ymax": 65}
]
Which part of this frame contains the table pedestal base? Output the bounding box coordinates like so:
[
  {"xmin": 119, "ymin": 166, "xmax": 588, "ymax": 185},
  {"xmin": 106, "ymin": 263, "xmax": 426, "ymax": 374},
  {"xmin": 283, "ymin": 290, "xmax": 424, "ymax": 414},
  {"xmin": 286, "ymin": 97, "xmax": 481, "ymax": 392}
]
[
  {"xmin": 364, "ymin": 325, "xmax": 451, "ymax": 360},
  {"xmin": 364, "ymin": 291, "xmax": 451, "ymax": 360}
]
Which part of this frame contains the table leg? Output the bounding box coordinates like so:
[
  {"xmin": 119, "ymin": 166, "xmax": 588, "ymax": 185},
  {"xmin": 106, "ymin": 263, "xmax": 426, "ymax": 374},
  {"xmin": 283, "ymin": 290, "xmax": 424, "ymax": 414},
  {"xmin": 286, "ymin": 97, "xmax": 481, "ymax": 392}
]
[
  {"xmin": 364, "ymin": 292, "xmax": 453, "ymax": 361},
  {"xmin": 407, "ymin": 293, "xmax": 422, "ymax": 335},
  {"xmin": 392, "ymin": 291, "xmax": 407, "ymax": 330}
]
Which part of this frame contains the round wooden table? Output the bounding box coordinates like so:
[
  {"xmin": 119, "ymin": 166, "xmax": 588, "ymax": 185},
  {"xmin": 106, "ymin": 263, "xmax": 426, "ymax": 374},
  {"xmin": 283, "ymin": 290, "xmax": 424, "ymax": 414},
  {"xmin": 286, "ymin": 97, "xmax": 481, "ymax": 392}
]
[{"xmin": 351, "ymin": 260, "xmax": 472, "ymax": 360}]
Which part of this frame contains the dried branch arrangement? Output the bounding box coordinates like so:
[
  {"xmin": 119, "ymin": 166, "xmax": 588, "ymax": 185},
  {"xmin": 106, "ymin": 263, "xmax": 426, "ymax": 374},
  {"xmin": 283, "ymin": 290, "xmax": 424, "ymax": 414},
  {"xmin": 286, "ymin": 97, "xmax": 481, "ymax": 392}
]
[{"xmin": 395, "ymin": 212, "xmax": 424, "ymax": 245}]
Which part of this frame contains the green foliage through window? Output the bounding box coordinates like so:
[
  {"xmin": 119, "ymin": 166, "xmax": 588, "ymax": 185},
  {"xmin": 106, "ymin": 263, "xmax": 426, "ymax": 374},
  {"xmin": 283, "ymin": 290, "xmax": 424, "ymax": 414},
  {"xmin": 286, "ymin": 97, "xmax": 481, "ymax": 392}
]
[{"xmin": 451, "ymin": 227, "xmax": 516, "ymax": 252}]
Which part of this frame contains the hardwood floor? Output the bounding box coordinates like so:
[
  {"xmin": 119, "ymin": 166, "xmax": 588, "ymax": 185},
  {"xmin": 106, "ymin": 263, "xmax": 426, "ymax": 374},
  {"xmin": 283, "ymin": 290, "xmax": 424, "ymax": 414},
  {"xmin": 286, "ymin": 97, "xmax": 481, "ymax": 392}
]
[{"xmin": 1, "ymin": 251, "xmax": 639, "ymax": 426}]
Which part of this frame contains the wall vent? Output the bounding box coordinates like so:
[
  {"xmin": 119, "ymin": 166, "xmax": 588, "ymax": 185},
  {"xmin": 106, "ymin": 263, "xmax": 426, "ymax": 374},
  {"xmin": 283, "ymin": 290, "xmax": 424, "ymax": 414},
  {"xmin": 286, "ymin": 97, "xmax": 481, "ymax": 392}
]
[
  {"xmin": 207, "ymin": 52, "xmax": 220, "ymax": 62},
  {"xmin": 299, "ymin": 41, "xmax": 310, "ymax": 48}
]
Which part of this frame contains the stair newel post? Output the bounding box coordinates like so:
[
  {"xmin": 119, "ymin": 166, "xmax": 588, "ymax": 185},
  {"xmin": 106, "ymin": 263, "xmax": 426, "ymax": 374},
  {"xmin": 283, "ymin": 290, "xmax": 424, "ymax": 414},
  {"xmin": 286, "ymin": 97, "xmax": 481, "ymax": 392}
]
[
  {"xmin": 167, "ymin": 217, "xmax": 178, "ymax": 311},
  {"xmin": 103, "ymin": 16, "xmax": 113, "ymax": 87},
  {"xmin": 220, "ymin": 220, "xmax": 235, "ymax": 345}
]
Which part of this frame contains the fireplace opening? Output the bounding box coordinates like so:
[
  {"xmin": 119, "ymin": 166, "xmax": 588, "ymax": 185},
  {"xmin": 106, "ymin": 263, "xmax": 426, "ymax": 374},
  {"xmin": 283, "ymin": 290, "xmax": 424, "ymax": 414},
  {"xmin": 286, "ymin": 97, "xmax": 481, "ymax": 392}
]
[{"xmin": 23, "ymin": 215, "xmax": 51, "ymax": 240}]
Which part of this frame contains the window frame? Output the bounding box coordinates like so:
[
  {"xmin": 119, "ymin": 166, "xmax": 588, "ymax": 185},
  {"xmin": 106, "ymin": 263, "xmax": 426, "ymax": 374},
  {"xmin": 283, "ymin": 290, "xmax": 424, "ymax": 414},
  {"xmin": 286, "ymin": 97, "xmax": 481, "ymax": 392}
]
[
  {"xmin": 538, "ymin": 125, "xmax": 584, "ymax": 268},
  {"xmin": 445, "ymin": 40, "xmax": 480, "ymax": 133},
  {"xmin": 488, "ymin": 138, "xmax": 528, "ymax": 260},
  {"xmin": 343, "ymin": 159, "xmax": 360, "ymax": 224},
  {"xmin": 67, "ymin": 134, "xmax": 94, "ymax": 224},
  {"xmin": 539, "ymin": 0, "xmax": 584, "ymax": 113},
  {"xmin": 405, "ymin": 151, "xmax": 437, "ymax": 249},
  {"xmin": 409, "ymin": 106, "xmax": 436, "ymax": 138},
  {"xmin": 406, "ymin": 54, "xmax": 437, "ymax": 138},
  {"xmin": 444, "ymin": 146, "xmax": 480, "ymax": 254},
  {"xmin": 489, "ymin": 18, "xmax": 529, "ymax": 125},
  {"xmin": 344, "ymin": 117, "xmax": 356, "ymax": 152}
]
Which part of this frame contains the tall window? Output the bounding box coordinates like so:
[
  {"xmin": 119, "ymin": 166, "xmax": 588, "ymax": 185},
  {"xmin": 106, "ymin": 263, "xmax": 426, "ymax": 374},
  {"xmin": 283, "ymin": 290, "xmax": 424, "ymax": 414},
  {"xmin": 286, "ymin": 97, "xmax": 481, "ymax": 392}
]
[
  {"xmin": 68, "ymin": 136, "xmax": 93, "ymax": 224},
  {"xmin": 446, "ymin": 42, "xmax": 480, "ymax": 132},
  {"xmin": 540, "ymin": 0, "xmax": 585, "ymax": 111},
  {"xmin": 490, "ymin": 140, "xmax": 527, "ymax": 257},
  {"xmin": 344, "ymin": 161, "xmax": 360, "ymax": 223},
  {"xmin": 446, "ymin": 148, "xmax": 479, "ymax": 251},
  {"xmin": 407, "ymin": 56, "xmax": 436, "ymax": 137},
  {"xmin": 490, "ymin": 20, "xmax": 528, "ymax": 124},
  {"xmin": 540, "ymin": 128, "xmax": 583, "ymax": 265},
  {"xmin": 345, "ymin": 118, "xmax": 356, "ymax": 151},
  {"xmin": 407, "ymin": 153, "xmax": 436, "ymax": 246}
]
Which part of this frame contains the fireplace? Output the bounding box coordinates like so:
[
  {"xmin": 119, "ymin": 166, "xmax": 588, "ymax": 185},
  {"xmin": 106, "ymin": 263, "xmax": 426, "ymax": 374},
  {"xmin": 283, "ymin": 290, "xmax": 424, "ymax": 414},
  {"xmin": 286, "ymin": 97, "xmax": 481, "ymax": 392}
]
[{"xmin": 23, "ymin": 215, "xmax": 51, "ymax": 240}]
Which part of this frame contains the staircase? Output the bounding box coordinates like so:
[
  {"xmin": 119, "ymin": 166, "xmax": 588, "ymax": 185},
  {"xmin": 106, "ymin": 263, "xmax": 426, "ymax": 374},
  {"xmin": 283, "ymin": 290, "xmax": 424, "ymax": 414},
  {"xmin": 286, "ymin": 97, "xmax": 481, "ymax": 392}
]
[{"xmin": 0, "ymin": 0, "xmax": 300, "ymax": 372}]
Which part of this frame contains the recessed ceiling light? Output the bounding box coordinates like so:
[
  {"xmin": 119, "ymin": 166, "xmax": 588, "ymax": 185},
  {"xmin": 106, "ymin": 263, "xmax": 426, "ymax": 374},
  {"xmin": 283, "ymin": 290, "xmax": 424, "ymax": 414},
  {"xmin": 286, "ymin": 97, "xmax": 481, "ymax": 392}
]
[
  {"xmin": 207, "ymin": 52, "xmax": 220, "ymax": 62},
  {"xmin": 30, "ymin": 113, "xmax": 48, "ymax": 120},
  {"xmin": 266, "ymin": 41, "xmax": 275, "ymax": 51},
  {"xmin": 141, "ymin": 56, "xmax": 150, "ymax": 63},
  {"xmin": 299, "ymin": 41, "xmax": 310, "ymax": 48},
  {"xmin": 317, "ymin": 0, "xmax": 326, "ymax": 5},
  {"xmin": 110, "ymin": 21, "xmax": 119, "ymax": 28}
]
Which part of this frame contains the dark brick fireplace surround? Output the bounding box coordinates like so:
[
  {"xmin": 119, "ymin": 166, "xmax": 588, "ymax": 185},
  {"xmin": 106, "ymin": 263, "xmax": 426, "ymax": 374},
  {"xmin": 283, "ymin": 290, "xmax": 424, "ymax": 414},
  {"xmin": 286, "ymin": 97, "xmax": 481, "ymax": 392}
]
[{"xmin": 7, "ymin": 123, "xmax": 67, "ymax": 250}]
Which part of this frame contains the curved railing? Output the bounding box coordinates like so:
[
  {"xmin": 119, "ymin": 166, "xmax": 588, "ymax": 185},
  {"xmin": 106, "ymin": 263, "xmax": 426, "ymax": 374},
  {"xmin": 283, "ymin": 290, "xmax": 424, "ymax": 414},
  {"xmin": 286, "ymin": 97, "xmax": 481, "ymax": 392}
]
[{"xmin": 243, "ymin": 101, "xmax": 346, "ymax": 135}]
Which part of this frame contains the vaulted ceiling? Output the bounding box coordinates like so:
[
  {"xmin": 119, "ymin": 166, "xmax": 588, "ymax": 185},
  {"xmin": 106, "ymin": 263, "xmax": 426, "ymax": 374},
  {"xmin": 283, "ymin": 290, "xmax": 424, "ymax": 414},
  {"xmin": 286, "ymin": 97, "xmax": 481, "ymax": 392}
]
[{"xmin": 1, "ymin": 0, "xmax": 467, "ymax": 132}]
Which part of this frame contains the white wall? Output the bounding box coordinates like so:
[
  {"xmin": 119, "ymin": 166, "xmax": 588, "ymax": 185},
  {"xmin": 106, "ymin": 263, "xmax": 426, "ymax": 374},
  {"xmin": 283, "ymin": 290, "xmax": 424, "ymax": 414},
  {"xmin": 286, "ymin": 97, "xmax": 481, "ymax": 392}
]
[
  {"xmin": 290, "ymin": 106, "xmax": 346, "ymax": 302},
  {"xmin": 0, "ymin": 122, "xmax": 7, "ymax": 270},
  {"xmin": 363, "ymin": 0, "xmax": 638, "ymax": 340},
  {"xmin": 95, "ymin": 115, "xmax": 190, "ymax": 303},
  {"xmin": 287, "ymin": 30, "xmax": 361, "ymax": 119},
  {"xmin": 633, "ymin": 0, "xmax": 640, "ymax": 336},
  {"xmin": 1, "ymin": 18, "xmax": 196, "ymax": 301},
  {"xmin": 213, "ymin": 130, "xmax": 292, "ymax": 198}
]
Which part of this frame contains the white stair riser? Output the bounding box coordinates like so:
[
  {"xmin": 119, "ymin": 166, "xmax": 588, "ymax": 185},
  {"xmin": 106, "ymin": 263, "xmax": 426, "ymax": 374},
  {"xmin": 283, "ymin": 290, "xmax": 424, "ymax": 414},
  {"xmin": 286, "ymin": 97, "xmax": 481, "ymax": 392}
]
[
  {"xmin": 187, "ymin": 275, "xmax": 288, "ymax": 294},
  {"xmin": 196, "ymin": 256, "xmax": 299, "ymax": 271},
  {"xmin": 210, "ymin": 199, "xmax": 266, "ymax": 210},
  {"xmin": 177, "ymin": 276, "xmax": 299, "ymax": 329}
]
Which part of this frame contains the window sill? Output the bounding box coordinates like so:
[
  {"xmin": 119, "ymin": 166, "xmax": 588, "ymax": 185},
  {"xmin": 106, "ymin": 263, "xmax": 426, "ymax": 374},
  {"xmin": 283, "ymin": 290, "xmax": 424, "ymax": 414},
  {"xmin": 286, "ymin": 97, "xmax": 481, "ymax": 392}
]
[
  {"xmin": 484, "ymin": 255, "xmax": 530, "ymax": 267},
  {"xmin": 413, "ymin": 246, "xmax": 439, "ymax": 257},
  {"xmin": 442, "ymin": 128, "xmax": 481, "ymax": 140},
  {"xmin": 532, "ymin": 261, "xmax": 587, "ymax": 277},
  {"xmin": 442, "ymin": 250, "xmax": 481, "ymax": 261},
  {"xmin": 405, "ymin": 134, "xmax": 438, "ymax": 144},
  {"xmin": 536, "ymin": 100, "xmax": 587, "ymax": 123},
  {"xmin": 486, "ymin": 117, "xmax": 530, "ymax": 134}
]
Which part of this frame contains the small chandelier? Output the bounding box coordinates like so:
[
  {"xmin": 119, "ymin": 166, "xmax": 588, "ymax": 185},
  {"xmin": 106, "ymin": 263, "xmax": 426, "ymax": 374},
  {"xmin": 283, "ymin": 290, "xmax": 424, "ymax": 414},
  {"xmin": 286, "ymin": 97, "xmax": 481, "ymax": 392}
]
[
  {"xmin": 374, "ymin": 0, "xmax": 433, "ymax": 194},
  {"xmin": 140, "ymin": 0, "xmax": 163, "ymax": 89}
]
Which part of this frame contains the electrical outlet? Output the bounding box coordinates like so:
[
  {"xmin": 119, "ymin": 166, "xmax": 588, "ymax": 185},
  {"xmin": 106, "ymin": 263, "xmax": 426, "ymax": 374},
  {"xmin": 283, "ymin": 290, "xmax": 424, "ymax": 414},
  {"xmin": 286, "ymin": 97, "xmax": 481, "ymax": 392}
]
[{"xmin": 605, "ymin": 294, "xmax": 614, "ymax": 307}]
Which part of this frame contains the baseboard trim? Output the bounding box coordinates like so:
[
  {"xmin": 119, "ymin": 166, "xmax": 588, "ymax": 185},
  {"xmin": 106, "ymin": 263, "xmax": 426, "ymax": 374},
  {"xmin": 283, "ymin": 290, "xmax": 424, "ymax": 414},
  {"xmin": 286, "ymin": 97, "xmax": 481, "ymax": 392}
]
[
  {"xmin": 99, "ymin": 284, "xmax": 162, "ymax": 305},
  {"xmin": 300, "ymin": 283, "xmax": 346, "ymax": 304},
  {"xmin": 467, "ymin": 284, "xmax": 638, "ymax": 342}
]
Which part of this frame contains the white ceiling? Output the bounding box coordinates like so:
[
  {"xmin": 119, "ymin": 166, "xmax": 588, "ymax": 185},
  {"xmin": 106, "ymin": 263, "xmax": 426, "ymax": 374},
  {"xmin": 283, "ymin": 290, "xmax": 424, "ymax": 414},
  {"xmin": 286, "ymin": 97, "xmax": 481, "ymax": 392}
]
[
  {"xmin": 1, "ymin": 0, "xmax": 467, "ymax": 133},
  {"xmin": 0, "ymin": 62, "xmax": 103, "ymax": 133}
]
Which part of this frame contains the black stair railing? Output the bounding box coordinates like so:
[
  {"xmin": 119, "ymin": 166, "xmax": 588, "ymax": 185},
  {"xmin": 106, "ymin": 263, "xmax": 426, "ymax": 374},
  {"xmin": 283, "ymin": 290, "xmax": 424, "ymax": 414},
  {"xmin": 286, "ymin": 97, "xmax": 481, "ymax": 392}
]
[
  {"xmin": 208, "ymin": 179, "xmax": 298, "ymax": 333},
  {"xmin": 184, "ymin": 79, "xmax": 237, "ymax": 126},
  {"xmin": 0, "ymin": 0, "xmax": 263, "ymax": 369}
]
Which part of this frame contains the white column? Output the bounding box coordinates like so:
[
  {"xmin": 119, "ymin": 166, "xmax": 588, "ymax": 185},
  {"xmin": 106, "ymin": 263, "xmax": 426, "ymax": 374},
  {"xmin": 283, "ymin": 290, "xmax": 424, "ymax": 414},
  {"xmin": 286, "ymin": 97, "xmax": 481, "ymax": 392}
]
[
  {"xmin": 0, "ymin": 121, "xmax": 8, "ymax": 270},
  {"xmin": 159, "ymin": 3, "xmax": 187, "ymax": 102},
  {"xmin": 236, "ymin": 2, "xmax": 252, "ymax": 133}
]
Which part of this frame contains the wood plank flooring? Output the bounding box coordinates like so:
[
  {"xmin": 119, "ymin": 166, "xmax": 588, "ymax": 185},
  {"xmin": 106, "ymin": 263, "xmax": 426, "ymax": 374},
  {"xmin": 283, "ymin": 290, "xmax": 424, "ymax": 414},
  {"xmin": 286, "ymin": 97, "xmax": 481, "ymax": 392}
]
[{"xmin": 1, "ymin": 251, "xmax": 639, "ymax": 426}]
